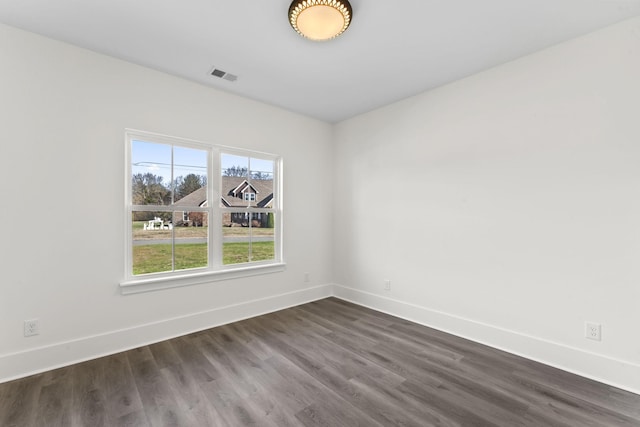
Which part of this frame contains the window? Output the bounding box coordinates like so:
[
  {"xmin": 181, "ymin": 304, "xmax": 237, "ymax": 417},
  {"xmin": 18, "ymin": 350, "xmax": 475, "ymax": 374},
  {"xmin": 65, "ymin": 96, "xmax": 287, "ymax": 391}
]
[
  {"xmin": 221, "ymin": 153, "xmax": 277, "ymax": 265},
  {"xmin": 122, "ymin": 130, "xmax": 283, "ymax": 293}
]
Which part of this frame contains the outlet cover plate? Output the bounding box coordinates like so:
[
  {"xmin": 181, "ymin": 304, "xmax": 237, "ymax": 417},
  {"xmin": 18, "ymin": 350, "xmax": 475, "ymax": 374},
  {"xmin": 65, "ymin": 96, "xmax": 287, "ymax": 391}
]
[
  {"xmin": 24, "ymin": 319, "xmax": 39, "ymax": 337},
  {"xmin": 585, "ymin": 322, "xmax": 601, "ymax": 341}
]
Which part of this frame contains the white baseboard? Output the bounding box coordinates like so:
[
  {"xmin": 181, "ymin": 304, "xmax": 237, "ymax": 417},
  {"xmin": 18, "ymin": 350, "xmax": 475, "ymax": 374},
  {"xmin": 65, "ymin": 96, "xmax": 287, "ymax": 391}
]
[
  {"xmin": 0, "ymin": 284, "xmax": 333, "ymax": 384},
  {"xmin": 332, "ymin": 284, "xmax": 640, "ymax": 395}
]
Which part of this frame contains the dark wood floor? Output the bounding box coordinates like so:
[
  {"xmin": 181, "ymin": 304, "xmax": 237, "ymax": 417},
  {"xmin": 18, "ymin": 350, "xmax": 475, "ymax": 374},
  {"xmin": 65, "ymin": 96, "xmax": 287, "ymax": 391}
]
[{"xmin": 1, "ymin": 298, "xmax": 639, "ymax": 426}]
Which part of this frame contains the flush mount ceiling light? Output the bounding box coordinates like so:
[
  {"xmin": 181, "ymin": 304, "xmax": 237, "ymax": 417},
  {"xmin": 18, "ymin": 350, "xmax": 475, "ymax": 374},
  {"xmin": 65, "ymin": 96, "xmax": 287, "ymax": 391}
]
[{"xmin": 288, "ymin": 0, "xmax": 353, "ymax": 41}]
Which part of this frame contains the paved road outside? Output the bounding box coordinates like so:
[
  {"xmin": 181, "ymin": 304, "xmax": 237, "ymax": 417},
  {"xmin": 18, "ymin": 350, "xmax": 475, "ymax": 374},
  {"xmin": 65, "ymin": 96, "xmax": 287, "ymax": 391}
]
[{"xmin": 133, "ymin": 236, "xmax": 273, "ymax": 246}]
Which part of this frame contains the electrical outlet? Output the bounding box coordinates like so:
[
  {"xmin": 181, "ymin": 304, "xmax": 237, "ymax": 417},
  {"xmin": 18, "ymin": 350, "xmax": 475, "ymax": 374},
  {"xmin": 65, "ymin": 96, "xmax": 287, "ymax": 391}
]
[
  {"xmin": 585, "ymin": 322, "xmax": 601, "ymax": 341},
  {"xmin": 384, "ymin": 279, "xmax": 391, "ymax": 291},
  {"xmin": 24, "ymin": 319, "xmax": 39, "ymax": 337},
  {"xmin": 304, "ymin": 272, "xmax": 310, "ymax": 283}
]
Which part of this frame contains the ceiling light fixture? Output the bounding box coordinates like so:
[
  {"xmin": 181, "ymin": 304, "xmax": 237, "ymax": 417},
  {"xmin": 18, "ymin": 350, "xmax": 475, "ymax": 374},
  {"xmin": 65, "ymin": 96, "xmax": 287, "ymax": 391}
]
[{"xmin": 288, "ymin": 0, "xmax": 353, "ymax": 41}]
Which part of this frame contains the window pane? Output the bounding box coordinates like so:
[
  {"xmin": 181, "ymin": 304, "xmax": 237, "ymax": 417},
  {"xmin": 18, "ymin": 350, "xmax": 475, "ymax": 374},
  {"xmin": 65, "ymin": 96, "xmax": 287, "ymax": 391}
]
[
  {"xmin": 174, "ymin": 212, "xmax": 208, "ymax": 271},
  {"xmin": 131, "ymin": 140, "xmax": 172, "ymax": 206},
  {"xmin": 222, "ymin": 212, "xmax": 250, "ymax": 265},
  {"xmin": 132, "ymin": 211, "xmax": 173, "ymax": 275},
  {"xmin": 221, "ymin": 154, "xmax": 249, "ymax": 208},
  {"xmin": 221, "ymin": 154, "xmax": 249, "ymax": 178},
  {"xmin": 250, "ymin": 157, "xmax": 274, "ymax": 208},
  {"xmin": 222, "ymin": 213, "xmax": 275, "ymax": 265},
  {"xmin": 252, "ymin": 212, "xmax": 275, "ymax": 262},
  {"xmin": 173, "ymin": 146, "xmax": 207, "ymax": 206},
  {"xmin": 132, "ymin": 211, "xmax": 209, "ymax": 275},
  {"xmin": 220, "ymin": 155, "xmax": 274, "ymax": 209}
]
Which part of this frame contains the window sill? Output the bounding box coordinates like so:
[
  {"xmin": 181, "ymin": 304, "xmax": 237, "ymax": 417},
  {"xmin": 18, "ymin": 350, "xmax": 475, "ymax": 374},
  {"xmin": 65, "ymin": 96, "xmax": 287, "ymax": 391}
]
[{"xmin": 120, "ymin": 262, "xmax": 286, "ymax": 295}]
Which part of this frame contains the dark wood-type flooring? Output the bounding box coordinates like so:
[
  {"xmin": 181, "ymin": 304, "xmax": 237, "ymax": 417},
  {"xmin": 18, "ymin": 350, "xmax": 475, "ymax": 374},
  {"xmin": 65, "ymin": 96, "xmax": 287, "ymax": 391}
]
[{"xmin": 1, "ymin": 297, "xmax": 639, "ymax": 426}]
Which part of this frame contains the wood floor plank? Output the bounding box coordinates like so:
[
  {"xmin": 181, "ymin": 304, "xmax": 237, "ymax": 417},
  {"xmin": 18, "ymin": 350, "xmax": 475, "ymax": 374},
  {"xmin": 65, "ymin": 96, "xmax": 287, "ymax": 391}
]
[
  {"xmin": 102, "ymin": 351, "xmax": 146, "ymax": 425},
  {"xmin": 70, "ymin": 358, "xmax": 107, "ymax": 427},
  {"xmin": 321, "ymin": 297, "xmax": 398, "ymax": 328},
  {"xmin": 112, "ymin": 409, "xmax": 151, "ymax": 427},
  {"xmin": 270, "ymin": 308, "xmax": 334, "ymax": 337},
  {"xmin": 148, "ymin": 339, "xmax": 183, "ymax": 370},
  {"xmin": 510, "ymin": 370, "xmax": 640, "ymax": 427},
  {"xmin": 205, "ymin": 326, "xmax": 290, "ymax": 401},
  {"xmin": 376, "ymin": 339, "xmax": 530, "ymax": 414},
  {"xmin": 312, "ymin": 366, "xmax": 428, "ymax": 427},
  {"xmin": 159, "ymin": 363, "xmax": 225, "ymax": 426},
  {"xmin": 295, "ymin": 400, "xmax": 384, "ymax": 427},
  {"xmin": 390, "ymin": 319, "xmax": 536, "ymax": 374},
  {"xmin": 348, "ymin": 375, "xmax": 459, "ymax": 427},
  {"xmin": 253, "ymin": 312, "xmax": 407, "ymax": 387},
  {"xmin": 218, "ymin": 321, "xmax": 275, "ymax": 361},
  {"xmin": 0, "ymin": 374, "xmax": 42, "ymax": 427},
  {"xmin": 1, "ymin": 297, "xmax": 639, "ymax": 427},
  {"xmin": 170, "ymin": 334, "xmax": 222, "ymax": 384},
  {"xmin": 246, "ymin": 317, "xmax": 431, "ymax": 427},
  {"xmin": 34, "ymin": 369, "xmax": 74, "ymax": 427},
  {"xmin": 322, "ymin": 329, "xmax": 445, "ymax": 388},
  {"xmin": 199, "ymin": 375, "xmax": 280, "ymax": 427},
  {"xmin": 398, "ymin": 379, "xmax": 505, "ymax": 427},
  {"xmin": 264, "ymin": 353, "xmax": 349, "ymax": 412},
  {"xmin": 240, "ymin": 356, "xmax": 312, "ymax": 415},
  {"xmin": 380, "ymin": 319, "xmax": 465, "ymax": 362},
  {"xmin": 513, "ymin": 365, "xmax": 640, "ymax": 420},
  {"xmin": 126, "ymin": 346, "xmax": 191, "ymax": 426},
  {"xmin": 196, "ymin": 326, "xmax": 306, "ymax": 426}
]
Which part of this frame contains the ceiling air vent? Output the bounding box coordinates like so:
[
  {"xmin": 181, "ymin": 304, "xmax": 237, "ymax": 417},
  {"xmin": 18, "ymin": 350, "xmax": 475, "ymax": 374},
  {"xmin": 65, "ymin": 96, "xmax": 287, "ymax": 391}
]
[{"xmin": 210, "ymin": 67, "xmax": 238, "ymax": 82}]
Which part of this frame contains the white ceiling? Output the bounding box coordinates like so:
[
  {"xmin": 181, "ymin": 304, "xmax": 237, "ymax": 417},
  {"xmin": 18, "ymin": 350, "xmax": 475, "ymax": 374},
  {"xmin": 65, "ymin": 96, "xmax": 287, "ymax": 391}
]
[{"xmin": 1, "ymin": 0, "xmax": 640, "ymax": 122}]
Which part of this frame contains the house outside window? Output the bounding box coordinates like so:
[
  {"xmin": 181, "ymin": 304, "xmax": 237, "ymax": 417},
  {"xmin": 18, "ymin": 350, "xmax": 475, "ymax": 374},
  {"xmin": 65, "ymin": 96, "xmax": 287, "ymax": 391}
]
[{"xmin": 122, "ymin": 130, "xmax": 283, "ymax": 293}]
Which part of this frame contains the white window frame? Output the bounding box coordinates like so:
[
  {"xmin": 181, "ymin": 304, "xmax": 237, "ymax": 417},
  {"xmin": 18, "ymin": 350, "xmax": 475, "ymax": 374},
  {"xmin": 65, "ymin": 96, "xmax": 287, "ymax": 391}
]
[
  {"xmin": 243, "ymin": 192, "xmax": 256, "ymax": 201},
  {"xmin": 121, "ymin": 130, "xmax": 284, "ymax": 294}
]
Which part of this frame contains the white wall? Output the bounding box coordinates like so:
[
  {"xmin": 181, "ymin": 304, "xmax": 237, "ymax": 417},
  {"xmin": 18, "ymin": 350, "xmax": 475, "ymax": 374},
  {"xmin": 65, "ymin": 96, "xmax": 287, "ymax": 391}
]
[
  {"xmin": 333, "ymin": 16, "xmax": 640, "ymax": 393},
  {"xmin": 0, "ymin": 23, "xmax": 334, "ymax": 381}
]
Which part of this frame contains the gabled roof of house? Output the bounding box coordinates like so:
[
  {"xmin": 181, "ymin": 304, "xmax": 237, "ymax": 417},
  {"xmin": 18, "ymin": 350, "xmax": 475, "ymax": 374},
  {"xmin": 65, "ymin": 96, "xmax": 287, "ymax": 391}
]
[
  {"xmin": 222, "ymin": 177, "xmax": 273, "ymax": 208},
  {"xmin": 173, "ymin": 176, "xmax": 273, "ymax": 209},
  {"xmin": 173, "ymin": 186, "xmax": 207, "ymax": 207}
]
